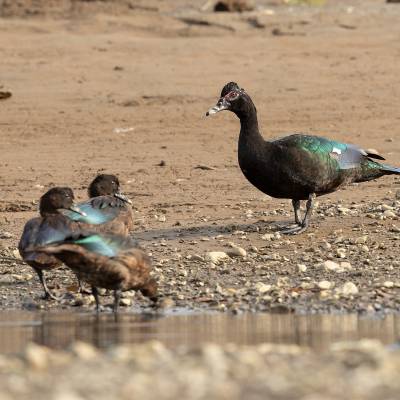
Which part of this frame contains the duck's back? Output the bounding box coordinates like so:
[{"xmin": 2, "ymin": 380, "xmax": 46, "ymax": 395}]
[
  {"xmin": 62, "ymin": 195, "xmax": 133, "ymax": 236},
  {"xmin": 18, "ymin": 216, "xmax": 73, "ymax": 269}
]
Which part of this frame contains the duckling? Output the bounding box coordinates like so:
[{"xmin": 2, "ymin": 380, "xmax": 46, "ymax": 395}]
[
  {"xmin": 36, "ymin": 232, "xmax": 158, "ymax": 312},
  {"xmin": 18, "ymin": 187, "xmax": 85, "ymax": 300}
]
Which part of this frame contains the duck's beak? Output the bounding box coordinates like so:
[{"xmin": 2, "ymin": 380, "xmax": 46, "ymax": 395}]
[
  {"xmin": 68, "ymin": 204, "xmax": 87, "ymax": 217},
  {"xmin": 115, "ymin": 192, "xmax": 133, "ymax": 204},
  {"xmin": 206, "ymin": 97, "xmax": 230, "ymax": 116}
]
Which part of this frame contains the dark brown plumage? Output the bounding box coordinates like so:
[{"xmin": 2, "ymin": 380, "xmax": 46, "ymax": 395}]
[
  {"xmin": 18, "ymin": 187, "xmax": 85, "ymax": 299},
  {"xmin": 37, "ymin": 233, "xmax": 157, "ymax": 312}
]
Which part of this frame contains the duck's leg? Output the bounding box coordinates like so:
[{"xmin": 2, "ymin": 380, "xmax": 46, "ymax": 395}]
[
  {"xmin": 281, "ymin": 193, "xmax": 316, "ymax": 235},
  {"xmin": 278, "ymin": 200, "xmax": 302, "ymax": 231},
  {"xmin": 113, "ymin": 289, "xmax": 122, "ymax": 313},
  {"xmin": 36, "ymin": 269, "xmax": 60, "ymax": 301},
  {"xmin": 293, "ymin": 200, "xmax": 302, "ymax": 225},
  {"xmin": 77, "ymin": 277, "xmax": 91, "ymax": 295},
  {"xmin": 92, "ymin": 286, "xmax": 100, "ymax": 312}
]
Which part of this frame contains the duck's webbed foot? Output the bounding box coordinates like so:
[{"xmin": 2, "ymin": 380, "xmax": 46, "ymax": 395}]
[
  {"xmin": 37, "ymin": 269, "xmax": 61, "ymax": 301},
  {"xmin": 281, "ymin": 194, "xmax": 316, "ymax": 235}
]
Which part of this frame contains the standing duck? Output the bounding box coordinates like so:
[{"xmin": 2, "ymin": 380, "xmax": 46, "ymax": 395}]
[
  {"xmin": 62, "ymin": 174, "xmax": 133, "ymax": 236},
  {"xmin": 18, "ymin": 187, "xmax": 86, "ymax": 299},
  {"xmin": 206, "ymin": 82, "xmax": 400, "ymax": 234},
  {"xmin": 36, "ymin": 232, "xmax": 158, "ymax": 312}
]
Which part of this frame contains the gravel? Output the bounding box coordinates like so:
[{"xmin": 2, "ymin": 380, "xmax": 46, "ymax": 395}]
[{"xmin": 1, "ymin": 339, "xmax": 400, "ymax": 400}]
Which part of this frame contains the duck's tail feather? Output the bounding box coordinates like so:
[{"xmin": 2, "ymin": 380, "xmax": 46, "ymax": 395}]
[{"xmin": 380, "ymin": 163, "xmax": 400, "ymax": 175}]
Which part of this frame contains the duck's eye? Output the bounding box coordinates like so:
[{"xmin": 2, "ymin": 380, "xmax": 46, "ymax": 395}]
[{"xmin": 226, "ymin": 91, "xmax": 239, "ymax": 100}]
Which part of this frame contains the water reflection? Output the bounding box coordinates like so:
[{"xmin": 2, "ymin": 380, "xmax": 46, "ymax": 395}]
[{"xmin": 0, "ymin": 311, "xmax": 399, "ymax": 354}]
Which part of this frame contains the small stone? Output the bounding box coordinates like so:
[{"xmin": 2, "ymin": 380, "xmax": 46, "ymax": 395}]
[
  {"xmin": 69, "ymin": 341, "xmax": 98, "ymax": 360},
  {"xmin": 297, "ymin": 264, "xmax": 307, "ymax": 273},
  {"xmin": 383, "ymin": 281, "xmax": 394, "ymax": 288},
  {"xmin": 0, "ymin": 232, "xmax": 13, "ymax": 239},
  {"xmin": 158, "ymin": 215, "xmax": 166, "ymax": 222},
  {"xmin": 255, "ymin": 282, "xmax": 272, "ymax": 293},
  {"xmin": 322, "ymin": 241, "xmax": 332, "ymax": 250},
  {"xmin": 318, "ymin": 280, "xmax": 333, "ymax": 290},
  {"xmin": 261, "ymin": 233, "xmax": 274, "ymax": 241},
  {"xmin": 206, "ymin": 251, "xmax": 230, "ymax": 264},
  {"xmin": 227, "ymin": 246, "xmax": 246, "ymax": 258},
  {"xmin": 383, "ymin": 210, "xmax": 396, "ymax": 218},
  {"xmin": 340, "ymin": 262, "xmax": 352, "ymax": 271},
  {"xmin": 340, "ymin": 281, "xmax": 359, "ymax": 296},
  {"xmin": 361, "ymin": 245, "xmax": 369, "ymax": 252},
  {"xmin": 157, "ymin": 297, "xmax": 175, "ymax": 309},
  {"xmin": 120, "ymin": 298, "xmax": 132, "ymax": 307},
  {"xmin": 12, "ymin": 249, "xmax": 22, "ymax": 259},
  {"xmin": 322, "ymin": 260, "xmax": 340, "ymax": 272},
  {"xmin": 24, "ymin": 343, "xmax": 50, "ymax": 369},
  {"xmin": 354, "ymin": 236, "xmax": 368, "ymax": 244},
  {"xmin": 190, "ymin": 254, "xmax": 205, "ymax": 262}
]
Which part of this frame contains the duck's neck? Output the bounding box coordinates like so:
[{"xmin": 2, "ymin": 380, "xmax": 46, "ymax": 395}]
[{"xmin": 238, "ymin": 109, "xmax": 264, "ymax": 148}]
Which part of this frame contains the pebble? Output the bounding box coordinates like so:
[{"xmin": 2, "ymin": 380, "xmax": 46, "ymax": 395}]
[
  {"xmin": 322, "ymin": 260, "xmax": 352, "ymax": 273},
  {"xmin": 206, "ymin": 251, "xmax": 230, "ymax": 264},
  {"xmin": 340, "ymin": 281, "xmax": 359, "ymax": 296},
  {"xmin": 189, "ymin": 254, "xmax": 205, "ymax": 262},
  {"xmin": 255, "ymin": 282, "xmax": 272, "ymax": 294},
  {"xmin": 318, "ymin": 281, "xmax": 333, "ymax": 290},
  {"xmin": 297, "ymin": 264, "xmax": 307, "ymax": 273},
  {"xmin": 24, "ymin": 343, "xmax": 50, "ymax": 370},
  {"xmin": 383, "ymin": 281, "xmax": 394, "ymax": 288},
  {"xmin": 261, "ymin": 233, "xmax": 281, "ymax": 241},
  {"xmin": 354, "ymin": 236, "xmax": 368, "ymax": 244},
  {"xmin": 227, "ymin": 245, "xmax": 247, "ymax": 258},
  {"xmin": 157, "ymin": 297, "xmax": 176, "ymax": 309},
  {"xmin": 69, "ymin": 341, "xmax": 98, "ymax": 360},
  {"xmin": 0, "ymin": 232, "xmax": 13, "ymax": 239},
  {"xmin": 12, "ymin": 249, "xmax": 22, "ymax": 259},
  {"xmin": 120, "ymin": 298, "xmax": 132, "ymax": 307},
  {"xmin": 383, "ymin": 210, "xmax": 396, "ymax": 218}
]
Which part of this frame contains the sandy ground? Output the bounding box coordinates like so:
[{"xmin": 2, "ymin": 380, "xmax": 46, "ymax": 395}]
[{"xmin": 0, "ymin": 0, "xmax": 400, "ymax": 313}]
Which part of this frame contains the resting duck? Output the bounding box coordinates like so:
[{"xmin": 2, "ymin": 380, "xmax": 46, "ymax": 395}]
[
  {"xmin": 207, "ymin": 82, "xmax": 400, "ymax": 234},
  {"xmin": 62, "ymin": 174, "xmax": 133, "ymax": 236},
  {"xmin": 18, "ymin": 187, "xmax": 86, "ymax": 299},
  {"xmin": 36, "ymin": 232, "xmax": 158, "ymax": 312}
]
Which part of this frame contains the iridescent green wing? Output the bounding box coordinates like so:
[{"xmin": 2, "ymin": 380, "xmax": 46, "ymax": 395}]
[
  {"xmin": 62, "ymin": 196, "xmax": 125, "ymax": 225},
  {"xmin": 72, "ymin": 234, "xmax": 137, "ymax": 257}
]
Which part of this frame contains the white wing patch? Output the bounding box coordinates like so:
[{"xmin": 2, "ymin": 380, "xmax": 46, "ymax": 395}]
[{"xmin": 332, "ymin": 147, "xmax": 342, "ymax": 155}]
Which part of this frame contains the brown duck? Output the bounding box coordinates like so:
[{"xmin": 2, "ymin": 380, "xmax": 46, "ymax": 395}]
[
  {"xmin": 62, "ymin": 174, "xmax": 133, "ymax": 236},
  {"xmin": 36, "ymin": 232, "xmax": 158, "ymax": 312},
  {"xmin": 18, "ymin": 187, "xmax": 86, "ymax": 299}
]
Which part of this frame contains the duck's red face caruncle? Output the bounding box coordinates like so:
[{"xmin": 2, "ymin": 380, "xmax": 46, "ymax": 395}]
[
  {"xmin": 206, "ymin": 82, "xmax": 247, "ymax": 116},
  {"xmin": 206, "ymin": 90, "xmax": 244, "ymax": 116}
]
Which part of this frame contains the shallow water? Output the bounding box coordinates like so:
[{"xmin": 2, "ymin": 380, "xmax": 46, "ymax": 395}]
[{"xmin": 0, "ymin": 311, "xmax": 399, "ymax": 354}]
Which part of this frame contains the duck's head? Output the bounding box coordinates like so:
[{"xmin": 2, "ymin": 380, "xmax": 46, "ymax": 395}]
[
  {"xmin": 206, "ymin": 82, "xmax": 256, "ymax": 119},
  {"xmin": 39, "ymin": 187, "xmax": 86, "ymax": 217},
  {"xmin": 88, "ymin": 174, "xmax": 132, "ymax": 204}
]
